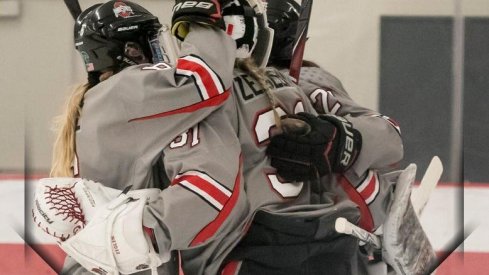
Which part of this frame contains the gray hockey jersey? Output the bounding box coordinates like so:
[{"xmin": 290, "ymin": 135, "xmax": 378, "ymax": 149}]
[
  {"xmin": 153, "ymin": 67, "xmax": 361, "ymax": 275},
  {"xmin": 69, "ymin": 30, "xmax": 403, "ymax": 274},
  {"xmin": 75, "ymin": 25, "xmax": 236, "ymax": 189},
  {"xmin": 290, "ymin": 66, "xmax": 404, "ymax": 232},
  {"xmin": 154, "ymin": 66, "xmax": 403, "ymax": 274},
  {"xmin": 204, "ymin": 67, "xmax": 405, "ymax": 274},
  {"xmin": 64, "ymin": 25, "xmax": 240, "ymax": 275}
]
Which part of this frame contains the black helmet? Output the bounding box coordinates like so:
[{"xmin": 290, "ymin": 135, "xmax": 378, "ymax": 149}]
[
  {"xmin": 266, "ymin": 0, "xmax": 301, "ymax": 67},
  {"xmin": 74, "ymin": 0, "xmax": 164, "ymax": 82}
]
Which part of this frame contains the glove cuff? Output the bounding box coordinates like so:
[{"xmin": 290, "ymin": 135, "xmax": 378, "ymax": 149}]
[{"xmin": 319, "ymin": 115, "xmax": 362, "ymax": 173}]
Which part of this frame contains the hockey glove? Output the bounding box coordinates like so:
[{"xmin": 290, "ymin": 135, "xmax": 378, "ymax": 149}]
[
  {"xmin": 32, "ymin": 178, "xmax": 120, "ymax": 241},
  {"xmin": 266, "ymin": 113, "xmax": 362, "ymax": 182},
  {"xmin": 32, "ymin": 177, "xmax": 160, "ymax": 242},
  {"xmin": 171, "ymin": 0, "xmax": 228, "ymax": 40},
  {"xmin": 60, "ymin": 193, "xmax": 169, "ymax": 275}
]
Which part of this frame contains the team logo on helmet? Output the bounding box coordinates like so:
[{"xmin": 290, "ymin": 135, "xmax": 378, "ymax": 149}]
[{"xmin": 113, "ymin": 1, "xmax": 134, "ymax": 18}]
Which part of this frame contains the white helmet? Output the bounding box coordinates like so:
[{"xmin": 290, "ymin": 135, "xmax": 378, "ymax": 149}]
[{"xmin": 223, "ymin": 0, "xmax": 274, "ymax": 67}]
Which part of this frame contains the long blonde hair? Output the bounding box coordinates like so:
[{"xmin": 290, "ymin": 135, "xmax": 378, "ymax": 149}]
[
  {"xmin": 50, "ymin": 72, "xmax": 113, "ymax": 177},
  {"xmin": 50, "ymin": 83, "xmax": 89, "ymax": 177},
  {"xmin": 236, "ymin": 58, "xmax": 282, "ymax": 128}
]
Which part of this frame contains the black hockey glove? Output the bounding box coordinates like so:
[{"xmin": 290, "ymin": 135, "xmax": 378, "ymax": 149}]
[
  {"xmin": 171, "ymin": 0, "xmax": 229, "ymax": 40},
  {"xmin": 266, "ymin": 113, "xmax": 362, "ymax": 182}
]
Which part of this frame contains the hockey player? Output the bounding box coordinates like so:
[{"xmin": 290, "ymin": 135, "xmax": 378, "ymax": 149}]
[
  {"xmin": 216, "ymin": 1, "xmax": 405, "ymax": 274},
  {"xmin": 34, "ymin": 1, "xmax": 382, "ymax": 274},
  {"xmin": 43, "ymin": 0, "xmax": 245, "ymax": 274},
  {"xmin": 263, "ymin": 1, "xmax": 436, "ymax": 274},
  {"xmin": 265, "ymin": 0, "xmax": 404, "ymax": 232}
]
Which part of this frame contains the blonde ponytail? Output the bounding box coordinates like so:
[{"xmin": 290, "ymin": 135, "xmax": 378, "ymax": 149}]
[
  {"xmin": 50, "ymin": 83, "xmax": 90, "ymax": 177},
  {"xmin": 236, "ymin": 58, "xmax": 282, "ymax": 129},
  {"xmin": 50, "ymin": 71, "xmax": 113, "ymax": 177}
]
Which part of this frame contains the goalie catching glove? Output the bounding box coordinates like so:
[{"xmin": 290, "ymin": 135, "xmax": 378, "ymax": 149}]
[
  {"xmin": 32, "ymin": 178, "xmax": 167, "ymax": 274},
  {"xmin": 172, "ymin": 0, "xmax": 229, "ymax": 40},
  {"xmin": 266, "ymin": 112, "xmax": 362, "ymax": 182},
  {"xmin": 32, "ymin": 178, "xmax": 120, "ymax": 241}
]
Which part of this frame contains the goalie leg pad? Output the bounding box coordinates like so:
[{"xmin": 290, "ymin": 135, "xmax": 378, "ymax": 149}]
[{"xmin": 382, "ymin": 164, "xmax": 437, "ymax": 275}]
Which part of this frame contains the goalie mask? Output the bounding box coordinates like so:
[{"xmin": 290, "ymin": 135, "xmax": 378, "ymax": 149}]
[
  {"xmin": 222, "ymin": 0, "xmax": 274, "ymax": 67},
  {"xmin": 266, "ymin": 0, "xmax": 301, "ymax": 66},
  {"xmin": 73, "ymin": 0, "xmax": 171, "ymax": 85}
]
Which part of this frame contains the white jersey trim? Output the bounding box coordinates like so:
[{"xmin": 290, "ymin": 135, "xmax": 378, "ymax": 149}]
[
  {"xmin": 174, "ymin": 171, "xmax": 231, "ymax": 211},
  {"xmin": 176, "ymin": 55, "xmax": 225, "ymax": 100},
  {"xmin": 356, "ymin": 170, "xmax": 380, "ymax": 205}
]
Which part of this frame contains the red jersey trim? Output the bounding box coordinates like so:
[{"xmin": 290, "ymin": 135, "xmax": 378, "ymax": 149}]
[
  {"xmin": 128, "ymin": 91, "xmax": 229, "ymax": 122},
  {"xmin": 177, "ymin": 55, "xmax": 225, "ymax": 100},
  {"xmin": 339, "ymin": 176, "xmax": 374, "ymax": 232},
  {"xmin": 374, "ymin": 114, "xmax": 401, "ymax": 136},
  {"xmin": 221, "ymin": 260, "xmax": 240, "ymax": 275},
  {"xmin": 173, "ymin": 171, "xmax": 232, "ymax": 211},
  {"xmin": 190, "ymin": 155, "xmax": 243, "ymax": 246},
  {"xmin": 355, "ymin": 170, "xmax": 380, "ymax": 205}
]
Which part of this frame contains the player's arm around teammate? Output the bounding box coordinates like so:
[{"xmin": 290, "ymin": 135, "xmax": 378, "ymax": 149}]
[
  {"xmin": 32, "ymin": 1, "xmax": 251, "ymax": 274},
  {"xmin": 264, "ymin": 0, "xmax": 404, "ymax": 233},
  {"xmin": 264, "ymin": 3, "xmax": 437, "ymax": 275}
]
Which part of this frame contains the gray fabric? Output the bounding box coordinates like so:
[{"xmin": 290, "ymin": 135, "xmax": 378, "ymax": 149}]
[
  {"xmin": 69, "ymin": 25, "xmax": 238, "ymax": 275},
  {"xmin": 281, "ymin": 66, "xmax": 404, "ymax": 230},
  {"xmin": 69, "ymin": 59, "xmax": 403, "ymax": 274}
]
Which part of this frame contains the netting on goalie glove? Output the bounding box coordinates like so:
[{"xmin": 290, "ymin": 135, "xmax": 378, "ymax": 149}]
[{"xmin": 45, "ymin": 184, "xmax": 86, "ymax": 226}]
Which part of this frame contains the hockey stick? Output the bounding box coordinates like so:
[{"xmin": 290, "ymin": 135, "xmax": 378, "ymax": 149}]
[
  {"xmin": 337, "ymin": 214, "xmax": 477, "ymax": 274},
  {"xmin": 64, "ymin": 0, "xmax": 82, "ymax": 20},
  {"xmin": 335, "ymin": 217, "xmax": 382, "ymax": 249},
  {"xmin": 289, "ymin": 0, "xmax": 313, "ymax": 84},
  {"xmin": 411, "ymin": 156, "xmax": 443, "ymax": 216}
]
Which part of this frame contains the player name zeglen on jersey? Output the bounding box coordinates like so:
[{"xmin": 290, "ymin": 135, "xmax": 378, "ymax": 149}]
[{"xmin": 234, "ymin": 69, "xmax": 292, "ymax": 102}]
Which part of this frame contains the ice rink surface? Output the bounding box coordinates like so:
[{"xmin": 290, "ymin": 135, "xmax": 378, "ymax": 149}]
[{"xmin": 1, "ymin": 177, "xmax": 487, "ymax": 274}]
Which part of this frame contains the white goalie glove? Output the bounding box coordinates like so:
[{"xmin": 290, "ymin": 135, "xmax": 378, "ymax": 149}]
[
  {"xmin": 32, "ymin": 178, "xmax": 121, "ymax": 240},
  {"xmin": 382, "ymin": 164, "xmax": 437, "ymax": 275},
  {"xmin": 32, "ymin": 178, "xmax": 169, "ymax": 274}
]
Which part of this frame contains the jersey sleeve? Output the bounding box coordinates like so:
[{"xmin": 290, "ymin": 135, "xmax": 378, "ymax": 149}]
[
  {"xmin": 297, "ymin": 66, "xmax": 404, "ymax": 176},
  {"xmin": 142, "ymin": 102, "xmax": 250, "ymax": 256},
  {"xmin": 114, "ymin": 24, "xmax": 236, "ymax": 122},
  {"xmin": 76, "ymin": 25, "xmax": 236, "ymax": 189},
  {"xmin": 295, "ymin": 67, "xmax": 403, "ymax": 232}
]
